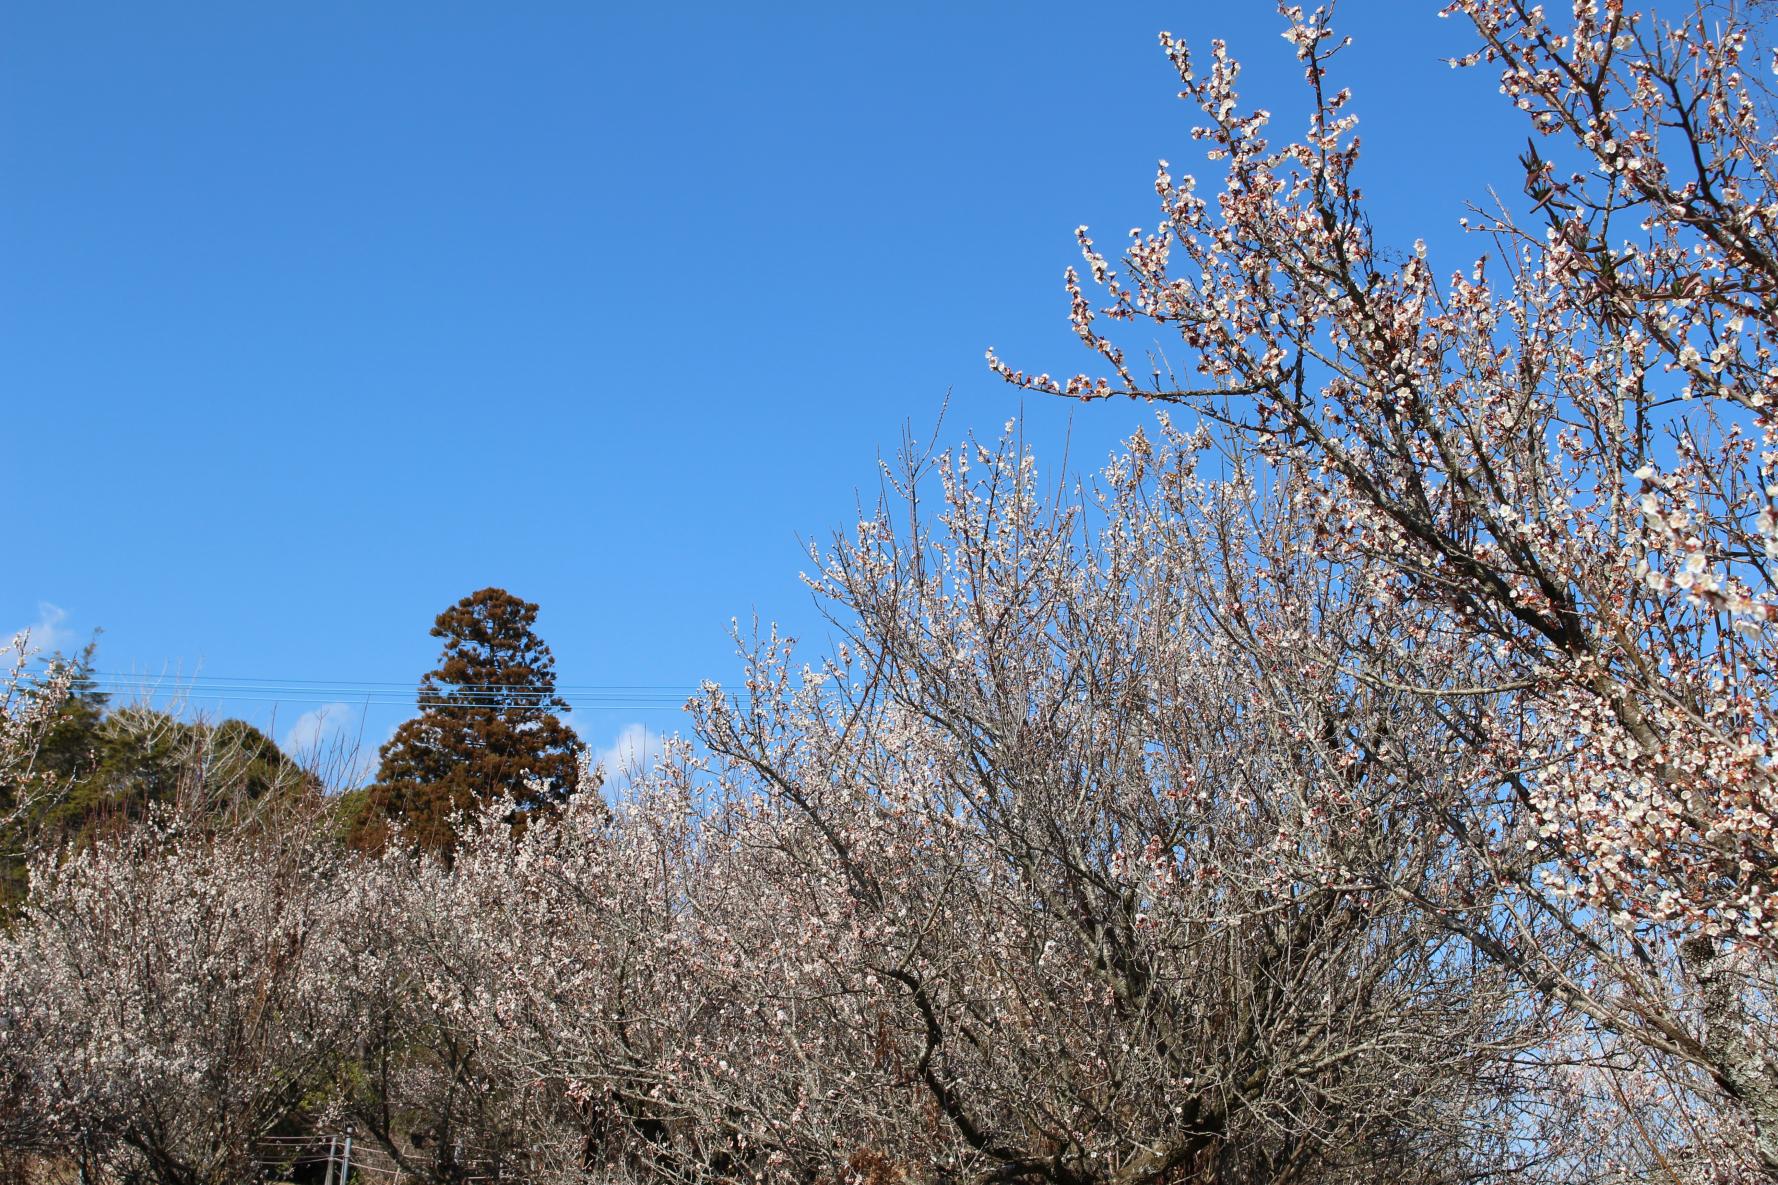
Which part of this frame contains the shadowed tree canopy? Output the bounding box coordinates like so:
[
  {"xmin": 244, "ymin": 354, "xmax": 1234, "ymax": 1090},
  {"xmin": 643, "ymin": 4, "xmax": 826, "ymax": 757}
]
[{"xmin": 355, "ymin": 587, "xmax": 585, "ymax": 855}]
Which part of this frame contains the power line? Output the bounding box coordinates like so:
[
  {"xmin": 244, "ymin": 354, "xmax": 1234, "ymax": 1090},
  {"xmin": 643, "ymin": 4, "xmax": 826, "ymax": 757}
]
[
  {"xmin": 84, "ymin": 671, "xmax": 750, "ymax": 711},
  {"xmin": 93, "ymin": 690, "xmax": 696, "ymax": 708},
  {"xmin": 93, "ymin": 672, "xmax": 696, "ymax": 691}
]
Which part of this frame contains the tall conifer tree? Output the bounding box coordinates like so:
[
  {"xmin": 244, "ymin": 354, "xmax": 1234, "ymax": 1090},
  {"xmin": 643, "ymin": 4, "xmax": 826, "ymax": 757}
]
[{"xmin": 358, "ymin": 588, "xmax": 584, "ymax": 855}]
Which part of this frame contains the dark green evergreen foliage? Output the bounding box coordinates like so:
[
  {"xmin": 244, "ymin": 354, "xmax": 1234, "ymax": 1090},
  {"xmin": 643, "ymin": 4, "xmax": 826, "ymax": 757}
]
[
  {"xmin": 27, "ymin": 639, "xmax": 110, "ymax": 792},
  {"xmin": 355, "ymin": 587, "xmax": 585, "ymax": 856},
  {"xmin": 35, "ymin": 711, "xmax": 313, "ymax": 836},
  {"xmin": 0, "ymin": 640, "xmax": 320, "ymax": 909},
  {"xmin": 326, "ymin": 782, "xmax": 375, "ymax": 849}
]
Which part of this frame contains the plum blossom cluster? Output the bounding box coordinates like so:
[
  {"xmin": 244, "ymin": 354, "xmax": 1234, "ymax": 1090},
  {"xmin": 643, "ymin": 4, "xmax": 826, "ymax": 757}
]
[
  {"xmin": 998, "ymin": 0, "xmax": 1778, "ymax": 950},
  {"xmin": 0, "ymin": 803, "xmax": 362, "ymax": 1177},
  {"xmin": 7, "ymin": 3, "xmax": 1778, "ymax": 1183},
  {"xmin": 989, "ymin": 0, "xmax": 1778, "ymax": 1172},
  {"xmin": 0, "ymin": 638, "xmax": 72, "ymax": 836},
  {"xmin": 7, "ymin": 425, "xmax": 1776, "ymax": 1184}
]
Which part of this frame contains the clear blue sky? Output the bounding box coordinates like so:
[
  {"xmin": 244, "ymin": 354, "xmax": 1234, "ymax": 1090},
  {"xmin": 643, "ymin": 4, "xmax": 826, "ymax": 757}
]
[{"xmin": 2, "ymin": 2, "xmax": 1523, "ymax": 776}]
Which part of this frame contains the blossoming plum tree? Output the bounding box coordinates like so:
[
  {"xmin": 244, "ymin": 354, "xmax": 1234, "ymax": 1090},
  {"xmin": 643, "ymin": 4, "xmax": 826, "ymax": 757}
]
[
  {"xmin": 992, "ymin": 0, "xmax": 1778, "ymax": 1171},
  {"xmin": 0, "ymin": 639, "xmax": 73, "ymax": 869},
  {"xmin": 11, "ymin": 4, "xmax": 1778, "ymax": 1183},
  {"xmin": 0, "ymin": 803, "xmax": 361, "ymax": 1185},
  {"xmin": 363, "ymin": 432, "xmax": 1579, "ymax": 1184}
]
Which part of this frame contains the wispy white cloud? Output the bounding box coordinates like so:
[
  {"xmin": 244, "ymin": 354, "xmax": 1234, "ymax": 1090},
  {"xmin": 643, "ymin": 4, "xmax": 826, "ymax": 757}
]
[
  {"xmin": 7, "ymin": 602, "xmax": 75, "ymax": 657},
  {"xmin": 592, "ymin": 722, "xmax": 663, "ymax": 779},
  {"xmin": 281, "ymin": 702, "xmax": 356, "ymax": 758}
]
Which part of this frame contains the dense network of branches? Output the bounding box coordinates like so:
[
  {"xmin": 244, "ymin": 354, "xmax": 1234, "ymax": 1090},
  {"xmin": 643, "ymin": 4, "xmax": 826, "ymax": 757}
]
[{"xmin": 4, "ymin": 3, "xmax": 1778, "ymax": 1184}]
